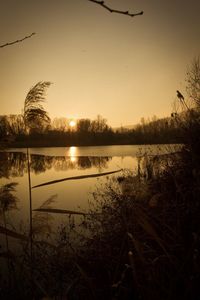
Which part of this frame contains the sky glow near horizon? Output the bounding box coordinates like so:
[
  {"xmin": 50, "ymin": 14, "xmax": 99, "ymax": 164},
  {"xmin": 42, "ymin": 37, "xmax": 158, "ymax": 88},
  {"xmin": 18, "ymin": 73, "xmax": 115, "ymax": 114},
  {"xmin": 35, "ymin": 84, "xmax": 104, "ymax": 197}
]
[{"xmin": 0, "ymin": 0, "xmax": 200, "ymax": 127}]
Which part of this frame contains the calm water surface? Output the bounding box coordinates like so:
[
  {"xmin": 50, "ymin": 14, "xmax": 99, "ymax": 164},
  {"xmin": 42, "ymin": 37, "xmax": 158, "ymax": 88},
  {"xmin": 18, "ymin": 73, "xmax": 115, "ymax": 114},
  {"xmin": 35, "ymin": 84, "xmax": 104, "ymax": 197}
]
[{"xmin": 1, "ymin": 145, "xmax": 180, "ymax": 229}]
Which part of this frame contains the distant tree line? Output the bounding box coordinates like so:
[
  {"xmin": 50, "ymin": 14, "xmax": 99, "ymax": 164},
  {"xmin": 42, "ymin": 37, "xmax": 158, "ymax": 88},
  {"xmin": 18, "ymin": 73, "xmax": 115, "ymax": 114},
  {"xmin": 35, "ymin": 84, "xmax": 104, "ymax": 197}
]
[{"xmin": 0, "ymin": 113, "xmax": 182, "ymax": 147}]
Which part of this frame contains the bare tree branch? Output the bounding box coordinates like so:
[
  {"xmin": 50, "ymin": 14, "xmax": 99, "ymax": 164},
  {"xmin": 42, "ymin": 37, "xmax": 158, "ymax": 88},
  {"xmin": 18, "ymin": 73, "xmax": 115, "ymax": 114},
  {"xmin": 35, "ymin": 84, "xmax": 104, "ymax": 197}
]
[
  {"xmin": 88, "ymin": 0, "xmax": 143, "ymax": 17},
  {"xmin": 0, "ymin": 32, "xmax": 36, "ymax": 48},
  {"xmin": 0, "ymin": 1, "xmax": 142, "ymax": 50}
]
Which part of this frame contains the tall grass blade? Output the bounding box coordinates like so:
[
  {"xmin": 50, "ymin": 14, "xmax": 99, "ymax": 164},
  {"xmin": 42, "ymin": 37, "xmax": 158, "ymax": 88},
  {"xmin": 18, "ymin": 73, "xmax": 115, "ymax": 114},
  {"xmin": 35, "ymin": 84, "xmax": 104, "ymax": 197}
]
[
  {"xmin": 127, "ymin": 232, "xmax": 145, "ymax": 263},
  {"xmin": 0, "ymin": 225, "xmax": 28, "ymax": 241},
  {"xmin": 32, "ymin": 169, "xmax": 122, "ymax": 189},
  {"xmin": 33, "ymin": 208, "xmax": 86, "ymax": 215},
  {"xmin": 137, "ymin": 212, "xmax": 169, "ymax": 256}
]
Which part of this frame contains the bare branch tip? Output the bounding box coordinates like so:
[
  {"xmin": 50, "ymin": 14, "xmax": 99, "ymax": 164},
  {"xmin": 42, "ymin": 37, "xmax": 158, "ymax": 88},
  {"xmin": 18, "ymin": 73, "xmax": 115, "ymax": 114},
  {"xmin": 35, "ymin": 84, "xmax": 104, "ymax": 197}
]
[{"xmin": 89, "ymin": 0, "xmax": 143, "ymax": 18}]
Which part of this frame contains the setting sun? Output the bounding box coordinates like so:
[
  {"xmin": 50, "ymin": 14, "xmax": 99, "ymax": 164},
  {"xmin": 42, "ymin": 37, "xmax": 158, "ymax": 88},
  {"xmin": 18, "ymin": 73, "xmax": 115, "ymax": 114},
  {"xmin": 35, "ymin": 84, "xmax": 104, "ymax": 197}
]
[{"xmin": 69, "ymin": 120, "xmax": 76, "ymax": 128}]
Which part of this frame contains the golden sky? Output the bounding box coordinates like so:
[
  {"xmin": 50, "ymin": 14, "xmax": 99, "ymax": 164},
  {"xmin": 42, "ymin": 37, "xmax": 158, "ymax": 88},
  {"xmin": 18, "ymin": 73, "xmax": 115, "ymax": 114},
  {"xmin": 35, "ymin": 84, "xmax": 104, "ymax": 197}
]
[{"xmin": 0, "ymin": 0, "xmax": 200, "ymax": 127}]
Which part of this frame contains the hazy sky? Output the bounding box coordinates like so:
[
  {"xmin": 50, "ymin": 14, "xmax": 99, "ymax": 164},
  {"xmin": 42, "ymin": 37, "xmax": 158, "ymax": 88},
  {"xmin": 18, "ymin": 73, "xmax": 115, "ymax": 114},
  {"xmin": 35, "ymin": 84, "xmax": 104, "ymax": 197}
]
[{"xmin": 0, "ymin": 0, "xmax": 200, "ymax": 127}]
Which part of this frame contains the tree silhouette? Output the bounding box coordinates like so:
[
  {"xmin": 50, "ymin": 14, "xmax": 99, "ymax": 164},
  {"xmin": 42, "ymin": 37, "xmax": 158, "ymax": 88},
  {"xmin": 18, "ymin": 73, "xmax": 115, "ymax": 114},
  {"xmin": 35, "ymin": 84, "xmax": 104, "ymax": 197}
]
[{"xmin": 186, "ymin": 57, "xmax": 200, "ymax": 107}]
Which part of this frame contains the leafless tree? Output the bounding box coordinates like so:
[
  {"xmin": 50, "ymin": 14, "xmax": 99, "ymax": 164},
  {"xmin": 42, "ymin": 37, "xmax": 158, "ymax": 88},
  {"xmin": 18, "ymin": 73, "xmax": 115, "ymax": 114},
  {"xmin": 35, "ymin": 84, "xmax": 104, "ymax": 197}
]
[{"xmin": 186, "ymin": 57, "xmax": 200, "ymax": 107}]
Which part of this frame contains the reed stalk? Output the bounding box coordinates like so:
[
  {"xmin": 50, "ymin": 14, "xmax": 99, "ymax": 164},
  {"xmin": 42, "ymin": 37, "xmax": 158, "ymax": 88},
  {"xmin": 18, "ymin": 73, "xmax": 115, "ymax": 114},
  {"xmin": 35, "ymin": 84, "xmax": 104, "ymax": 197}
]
[{"xmin": 26, "ymin": 147, "xmax": 33, "ymax": 266}]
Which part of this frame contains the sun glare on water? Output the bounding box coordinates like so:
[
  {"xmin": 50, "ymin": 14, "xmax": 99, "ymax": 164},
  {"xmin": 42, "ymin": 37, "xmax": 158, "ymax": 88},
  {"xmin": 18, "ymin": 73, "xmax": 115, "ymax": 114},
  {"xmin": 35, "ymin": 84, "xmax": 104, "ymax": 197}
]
[
  {"xmin": 68, "ymin": 146, "xmax": 77, "ymax": 163},
  {"xmin": 69, "ymin": 120, "xmax": 76, "ymax": 128}
]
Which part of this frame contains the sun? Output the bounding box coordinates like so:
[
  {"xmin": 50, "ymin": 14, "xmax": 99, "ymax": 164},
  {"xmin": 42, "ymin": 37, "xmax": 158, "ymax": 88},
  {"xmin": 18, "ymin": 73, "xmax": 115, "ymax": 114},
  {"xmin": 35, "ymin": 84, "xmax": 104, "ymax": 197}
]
[{"xmin": 69, "ymin": 120, "xmax": 76, "ymax": 128}]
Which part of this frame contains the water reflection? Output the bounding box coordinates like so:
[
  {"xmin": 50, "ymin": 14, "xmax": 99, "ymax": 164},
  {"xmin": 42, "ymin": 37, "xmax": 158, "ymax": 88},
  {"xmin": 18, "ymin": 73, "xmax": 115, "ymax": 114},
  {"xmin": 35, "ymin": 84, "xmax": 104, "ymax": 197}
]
[
  {"xmin": 66, "ymin": 146, "xmax": 79, "ymax": 163},
  {"xmin": 68, "ymin": 146, "xmax": 77, "ymax": 158},
  {"xmin": 70, "ymin": 156, "xmax": 77, "ymax": 163},
  {"xmin": 0, "ymin": 152, "xmax": 111, "ymax": 178}
]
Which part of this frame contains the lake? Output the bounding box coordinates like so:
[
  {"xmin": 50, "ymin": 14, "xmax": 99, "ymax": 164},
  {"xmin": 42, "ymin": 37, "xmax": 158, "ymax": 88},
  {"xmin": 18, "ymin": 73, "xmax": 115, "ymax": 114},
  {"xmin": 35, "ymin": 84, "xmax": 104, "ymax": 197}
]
[{"xmin": 0, "ymin": 144, "xmax": 180, "ymax": 231}]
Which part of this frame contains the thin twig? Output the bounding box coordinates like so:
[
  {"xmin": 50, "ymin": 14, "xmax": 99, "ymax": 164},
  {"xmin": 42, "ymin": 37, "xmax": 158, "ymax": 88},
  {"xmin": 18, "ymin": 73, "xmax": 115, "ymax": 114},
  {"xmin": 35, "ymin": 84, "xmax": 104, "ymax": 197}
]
[
  {"xmin": 88, "ymin": 0, "xmax": 143, "ymax": 17},
  {"xmin": 0, "ymin": 32, "xmax": 36, "ymax": 48}
]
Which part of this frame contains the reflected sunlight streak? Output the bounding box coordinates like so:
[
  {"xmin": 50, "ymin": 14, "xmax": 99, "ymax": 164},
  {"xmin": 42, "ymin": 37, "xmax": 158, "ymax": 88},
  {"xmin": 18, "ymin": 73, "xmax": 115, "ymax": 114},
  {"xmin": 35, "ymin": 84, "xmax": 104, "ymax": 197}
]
[
  {"xmin": 68, "ymin": 146, "xmax": 77, "ymax": 163},
  {"xmin": 70, "ymin": 156, "xmax": 77, "ymax": 163}
]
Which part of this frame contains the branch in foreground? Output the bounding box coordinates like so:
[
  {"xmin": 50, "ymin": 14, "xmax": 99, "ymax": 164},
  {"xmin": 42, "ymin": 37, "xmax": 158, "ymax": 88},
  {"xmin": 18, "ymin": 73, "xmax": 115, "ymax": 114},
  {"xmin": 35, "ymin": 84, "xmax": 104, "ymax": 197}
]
[
  {"xmin": 88, "ymin": 0, "xmax": 143, "ymax": 17},
  {"xmin": 0, "ymin": 32, "xmax": 36, "ymax": 48}
]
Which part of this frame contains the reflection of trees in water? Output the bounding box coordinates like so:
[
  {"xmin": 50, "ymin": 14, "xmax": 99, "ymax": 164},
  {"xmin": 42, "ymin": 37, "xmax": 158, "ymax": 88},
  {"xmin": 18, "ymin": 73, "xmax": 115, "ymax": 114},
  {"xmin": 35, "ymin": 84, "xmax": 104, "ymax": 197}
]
[
  {"xmin": 0, "ymin": 152, "xmax": 27, "ymax": 178},
  {"xmin": 31, "ymin": 155, "xmax": 53, "ymax": 174},
  {"xmin": 0, "ymin": 152, "xmax": 111, "ymax": 178},
  {"xmin": 77, "ymin": 157, "xmax": 110, "ymax": 172}
]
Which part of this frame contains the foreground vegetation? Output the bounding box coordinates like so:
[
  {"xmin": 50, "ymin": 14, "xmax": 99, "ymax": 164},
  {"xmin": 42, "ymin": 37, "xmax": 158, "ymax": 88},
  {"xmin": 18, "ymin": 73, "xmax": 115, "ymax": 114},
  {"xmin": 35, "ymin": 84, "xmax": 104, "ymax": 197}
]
[{"xmin": 0, "ymin": 58, "xmax": 200, "ymax": 299}]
